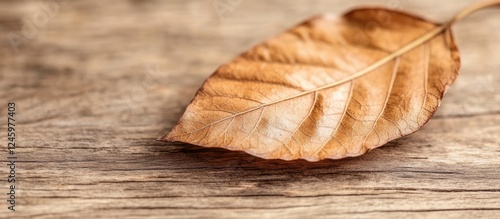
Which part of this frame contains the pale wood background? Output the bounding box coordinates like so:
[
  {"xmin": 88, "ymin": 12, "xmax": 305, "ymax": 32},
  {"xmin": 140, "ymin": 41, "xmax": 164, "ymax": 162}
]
[{"xmin": 0, "ymin": 0, "xmax": 499, "ymax": 218}]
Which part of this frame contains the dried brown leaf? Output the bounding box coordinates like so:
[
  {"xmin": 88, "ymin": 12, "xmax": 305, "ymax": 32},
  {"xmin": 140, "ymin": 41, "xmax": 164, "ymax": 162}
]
[{"xmin": 159, "ymin": 2, "xmax": 499, "ymax": 161}]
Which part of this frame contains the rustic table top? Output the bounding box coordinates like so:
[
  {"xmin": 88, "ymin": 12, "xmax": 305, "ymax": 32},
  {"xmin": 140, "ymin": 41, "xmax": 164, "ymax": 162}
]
[{"xmin": 1, "ymin": 0, "xmax": 499, "ymax": 218}]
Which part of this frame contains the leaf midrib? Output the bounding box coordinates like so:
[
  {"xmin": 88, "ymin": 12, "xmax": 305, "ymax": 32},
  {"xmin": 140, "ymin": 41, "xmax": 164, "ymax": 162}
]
[{"xmin": 184, "ymin": 24, "xmax": 449, "ymax": 135}]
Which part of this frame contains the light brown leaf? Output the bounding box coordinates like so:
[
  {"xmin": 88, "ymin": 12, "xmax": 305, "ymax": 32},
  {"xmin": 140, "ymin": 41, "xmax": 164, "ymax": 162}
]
[{"xmin": 159, "ymin": 2, "xmax": 499, "ymax": 161}]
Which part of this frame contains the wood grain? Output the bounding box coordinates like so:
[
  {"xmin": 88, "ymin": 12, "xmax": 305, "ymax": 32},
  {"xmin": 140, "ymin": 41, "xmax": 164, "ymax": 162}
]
[{"xmin": 0, "ymin": 0, "xmax": 499, "ymax": 218}]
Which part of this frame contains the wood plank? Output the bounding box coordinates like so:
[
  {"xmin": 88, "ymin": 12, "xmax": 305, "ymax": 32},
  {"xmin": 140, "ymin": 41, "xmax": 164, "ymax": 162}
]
[{"xmin": 0, "ymin": 0, "xmax": 499, "ymax": 218}]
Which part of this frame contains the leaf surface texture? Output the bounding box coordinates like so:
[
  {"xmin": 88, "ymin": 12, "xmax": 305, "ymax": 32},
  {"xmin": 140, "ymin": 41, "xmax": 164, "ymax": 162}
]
[{"xmin": 161, "ymin": 9, "xmax": 460, "ymax": 161}]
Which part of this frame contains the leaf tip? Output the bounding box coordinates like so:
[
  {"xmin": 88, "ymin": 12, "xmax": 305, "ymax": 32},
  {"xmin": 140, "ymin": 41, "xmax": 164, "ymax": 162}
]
[{"xmin": 156, "ymin": 132, "xmax": 174, "ymax": 142}]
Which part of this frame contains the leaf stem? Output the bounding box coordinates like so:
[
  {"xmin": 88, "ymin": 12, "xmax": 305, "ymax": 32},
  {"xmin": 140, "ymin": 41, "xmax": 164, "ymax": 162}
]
[
  {"xmin": 447, "ymin": 0, "xmax": 500, "ymax": 26},
  {"xmin": 327, "ymin": 0, "xmax": 500, "ymax": 93}
]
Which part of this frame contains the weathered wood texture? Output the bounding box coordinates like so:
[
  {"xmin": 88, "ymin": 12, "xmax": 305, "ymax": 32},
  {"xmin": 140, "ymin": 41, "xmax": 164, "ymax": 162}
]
[{"xmin": 0, "ymin": 0, "xmax": 499, "ymax": 218}]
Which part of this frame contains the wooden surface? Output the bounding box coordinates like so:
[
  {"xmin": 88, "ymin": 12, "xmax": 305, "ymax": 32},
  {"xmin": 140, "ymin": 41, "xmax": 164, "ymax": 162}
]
[{"xmin": 0, "ymin": 0, "xmax": 499, "ymax": 218}]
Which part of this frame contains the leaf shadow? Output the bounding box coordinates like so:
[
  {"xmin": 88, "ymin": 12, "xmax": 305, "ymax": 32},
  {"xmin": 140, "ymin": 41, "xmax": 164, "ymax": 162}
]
[{"xmin": 149, "ymin": 137, "xmax": 414, "ymax": 188}]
